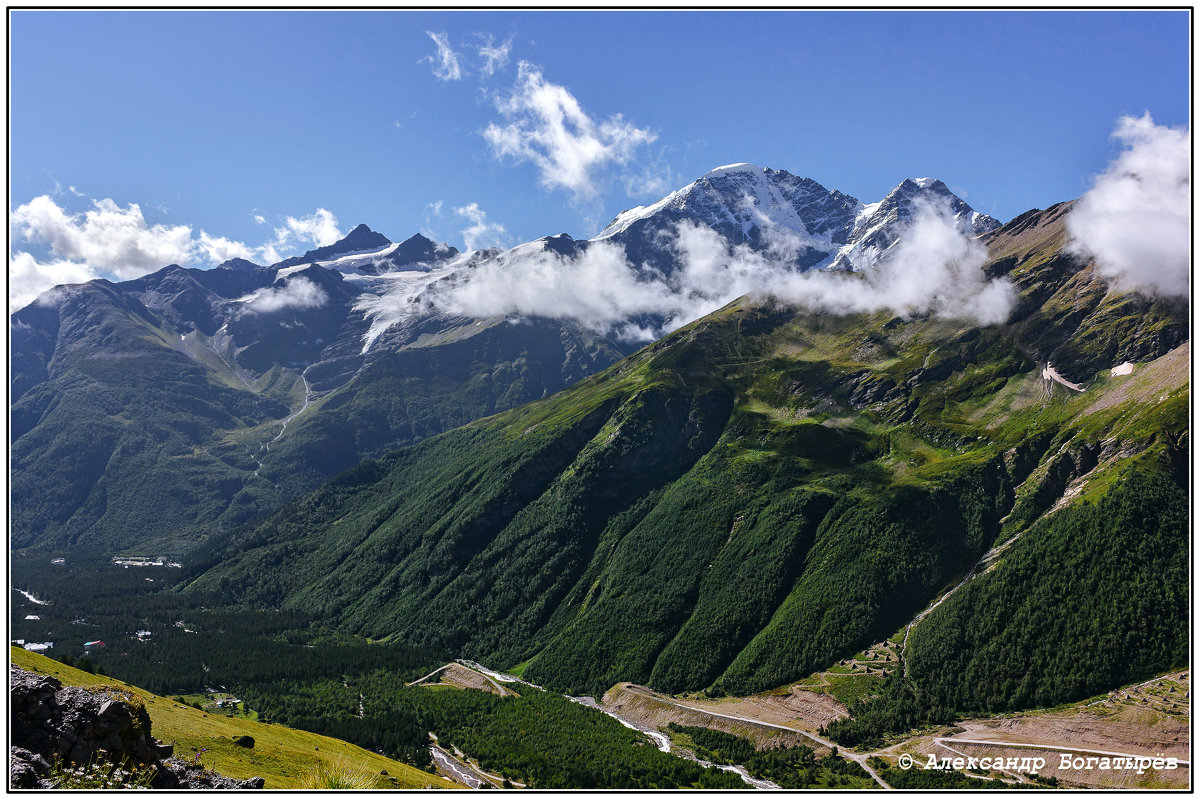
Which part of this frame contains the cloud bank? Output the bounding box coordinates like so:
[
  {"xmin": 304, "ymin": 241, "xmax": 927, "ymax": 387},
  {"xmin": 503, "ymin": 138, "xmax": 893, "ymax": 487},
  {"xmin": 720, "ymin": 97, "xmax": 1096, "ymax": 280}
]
[
  {"xmin": 261, "ymin": 208, "xmax": 342, "ymax": 263},
  {"xmin": 421, "ymin": 200, "xmax": 1014, "ymax": 341},
  {"xmin": 237, "ymin": 276, "xmax": 328, "ymax": 314},
  {"xmin": 9, "ymin": 195, "xmax": 343, "ymax": 311},
  {"xmin": 9, "ymin": 252, "xmax": 101, "ymax": 311},
  {"xmin": 11, "ymin": 196, "xmax": 196, "ymax": 279},
  {"xmin": 483, "ymin": 61, "xmax": 657, "ymax": 201},
  {"xmin": 770, "ymin": 200, "xmax": 1014, "ymax": 324},
  {"xmin": 1067, "ymin": 113, "xmax": 1190, "ymax": 297}
]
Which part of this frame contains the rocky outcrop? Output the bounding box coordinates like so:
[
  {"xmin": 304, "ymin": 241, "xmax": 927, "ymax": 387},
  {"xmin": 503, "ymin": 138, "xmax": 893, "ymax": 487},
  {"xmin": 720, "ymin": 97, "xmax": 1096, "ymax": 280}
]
[{"xmin": 9, "ymin": 666, "xmax": 263, "ymax": 789}]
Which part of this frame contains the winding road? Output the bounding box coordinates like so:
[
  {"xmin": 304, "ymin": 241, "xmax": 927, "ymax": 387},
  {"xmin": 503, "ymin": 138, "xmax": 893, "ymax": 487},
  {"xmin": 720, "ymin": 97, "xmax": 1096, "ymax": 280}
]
[
  {"xmin": 440, "ymin": 662, "xmax": 804, "ymax": 790},
  {"xmin": 618, "ymin": 685, "xmax": 892, "ymax": 789}
]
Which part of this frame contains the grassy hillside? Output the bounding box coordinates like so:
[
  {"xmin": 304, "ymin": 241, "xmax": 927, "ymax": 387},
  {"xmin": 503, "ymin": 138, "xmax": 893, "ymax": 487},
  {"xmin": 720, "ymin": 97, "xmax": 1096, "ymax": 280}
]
[{"xmin": 10, "ymin": 647, "xmax": 458, "ymax": 790}]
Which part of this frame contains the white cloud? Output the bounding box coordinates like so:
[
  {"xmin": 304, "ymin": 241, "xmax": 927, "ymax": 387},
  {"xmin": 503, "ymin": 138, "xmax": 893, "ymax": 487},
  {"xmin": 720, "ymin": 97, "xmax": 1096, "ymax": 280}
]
[
  {"xmin": 254, "ymin": 207, "xmax": 342, "ymax": 266},
  {"xmin": 1067, "ymin": 113, "xmax": 1190, "ymax": 297},
  {"xmin": 423, "ymin": 31, "xmax": 464, "ymax": 81},
  {"xmin": 237, "ymin": 276, "xmax": 328, "ymax": 315},
  {"xmin": 416, "ymin": 199, "xmax": 1013, "ymax": 342},
  {"xmin": 273, "ymin": 208, "xmax": 341, "ymax": 251},
  {"xmin": 483, "ymin": 61, "xmax": 656, "ymax": 201},
  {"xmin": 455, "ymin": 203, "xmax": 508, "ymax": 252},
  {"xmin": 770, "ymin": 198, "xmax": 1014, "ymax": 325},
  {"xmin": 429, "ymin": 239, "xmax": 673, "ymax": 333},
  {"xmin": 10, "ymin": 195, "xmax": 196, "ymax": 279},
  {"xmin": 255, "ymin": 244, "xmax": 286, "ymax": 267},
  {"xmin": 252, "ymin": 214, "xmax": 267, "ymax": 225},
  {"xmin": 8, "ymin": 251, "xmax": 99, "ymax": 311},
  {"xmin": 197, "ymin": 231, "xmax": 256, "ymax": 264},
  {"xmin": 476, "ymin": 34, "xmax": 512, "ymax": 77},
  {"xmin": 8, "ymin": 194, "xmax": 346, "ymax": 312}
]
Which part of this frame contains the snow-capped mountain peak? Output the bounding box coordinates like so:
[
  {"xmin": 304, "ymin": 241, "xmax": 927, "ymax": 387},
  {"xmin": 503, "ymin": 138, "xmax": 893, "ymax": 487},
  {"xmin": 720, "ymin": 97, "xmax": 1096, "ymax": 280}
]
[
  {"xmin": 592, "ymin": 163, "xmax": 864, "ymax": 271},
  {"xmin": 590, "ymin": 165, "xmax": 995, "ymax": 275},
  {"xmin": 704, "ymin": 162, "xmax": 761, "ymax": 176},
  {"xmin": 218, "ymin": 165, "xmax": 999, "ymax": 357},
  {"xmin": 823, "ymin": 177, "xmax": 1001, "ymax": 271}
]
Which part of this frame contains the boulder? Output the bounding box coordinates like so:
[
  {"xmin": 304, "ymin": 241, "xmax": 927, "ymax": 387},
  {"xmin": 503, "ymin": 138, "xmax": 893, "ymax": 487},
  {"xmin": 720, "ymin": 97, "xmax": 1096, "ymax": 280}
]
[{"xmin": 9, "ymin": 666, "xmax": 263, "ymax": 790}]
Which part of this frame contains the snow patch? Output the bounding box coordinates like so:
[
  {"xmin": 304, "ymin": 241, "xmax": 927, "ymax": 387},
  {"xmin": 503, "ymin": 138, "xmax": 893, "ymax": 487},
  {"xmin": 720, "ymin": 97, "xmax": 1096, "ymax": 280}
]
[
  {"xmin": 705, "ymin": 162, "xmax": 761, "ymax": 177},
  {"xmin": 1042, "ymin": 363, "xmax": 1085, "ymax": 392}
]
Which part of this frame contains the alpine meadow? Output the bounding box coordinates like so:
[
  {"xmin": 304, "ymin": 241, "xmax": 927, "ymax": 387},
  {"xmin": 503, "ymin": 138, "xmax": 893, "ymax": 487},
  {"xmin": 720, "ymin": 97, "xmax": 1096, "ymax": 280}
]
[{"xmin": 8, "ymin": 9, "xmax": 1191, "ymax": 791}]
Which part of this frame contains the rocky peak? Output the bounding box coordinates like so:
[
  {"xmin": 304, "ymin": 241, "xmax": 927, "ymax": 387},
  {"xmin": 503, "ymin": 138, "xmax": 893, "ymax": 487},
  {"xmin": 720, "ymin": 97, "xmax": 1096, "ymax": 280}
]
[
  {"xmin": 274, "ymin": 224, "xmax": 392, "ymax": 269},
  {"xmin": 338, "ymin": 223, "xmax": 392, "ymax": 251},
  {"xmin": 217, "ymin": 257, "xmax": 261, "ymax": 272},
  {"xmin": 541, "ymin": 233, "xmax": 585, "ymax": 258},
  {"xmin": 392, "ymin": 232, "xmax": 459, "ymax": 266}
]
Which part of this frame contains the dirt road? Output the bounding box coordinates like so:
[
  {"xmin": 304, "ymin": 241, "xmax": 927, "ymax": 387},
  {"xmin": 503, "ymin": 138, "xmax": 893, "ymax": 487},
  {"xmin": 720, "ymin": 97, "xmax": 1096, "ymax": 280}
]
[{"xmin": 617, "ymin": 685, "xmax": 891, "ymax": 789}]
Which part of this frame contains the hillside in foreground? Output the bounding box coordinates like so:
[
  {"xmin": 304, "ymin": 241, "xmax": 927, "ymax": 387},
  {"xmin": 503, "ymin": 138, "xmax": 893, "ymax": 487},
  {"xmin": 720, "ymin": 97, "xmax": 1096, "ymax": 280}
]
[{"xmin": 10, "ymin": 647, "xmax": 459, "ymax": 790}]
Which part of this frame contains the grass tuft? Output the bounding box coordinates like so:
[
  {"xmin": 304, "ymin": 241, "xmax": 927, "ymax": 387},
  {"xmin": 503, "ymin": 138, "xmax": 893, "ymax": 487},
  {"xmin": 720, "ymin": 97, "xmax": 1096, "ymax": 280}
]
[{"xmin": 299, "ymin": 757, "xmax": 382, "ymax": 790}]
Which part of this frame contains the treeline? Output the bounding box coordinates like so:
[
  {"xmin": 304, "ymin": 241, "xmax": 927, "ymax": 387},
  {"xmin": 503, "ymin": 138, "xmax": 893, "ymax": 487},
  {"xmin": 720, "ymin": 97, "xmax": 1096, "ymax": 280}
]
[
  {"xmin": 238, "ymin": 677, "xmax": 434, "ymax": 767},
  {"xmin": 711, "ymin": 453, "xmax": 1012, "ymax": 697},
  {"xmin": 96, "ymin": 623, "xmax": 444, "ymax": 696},
  {"xmin": 822, "ymin": 673, "xmax": 953, "ymax": 750},
  {"xmin": 10, "ymin": 555, "xmax": 747, "ymax": 788}
]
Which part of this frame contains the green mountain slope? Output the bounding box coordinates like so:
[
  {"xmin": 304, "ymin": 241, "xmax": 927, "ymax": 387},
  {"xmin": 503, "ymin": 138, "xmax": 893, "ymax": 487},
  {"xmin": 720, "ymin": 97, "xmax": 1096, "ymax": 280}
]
[
  {"xmin": 10, "ymin": 264, "xmax": 628, "ymax": 554},
  {"xmin": 186, "ymin": 202, "xmax": 1188, "ymax": 702},
  {"xmin": 908, "ymin": 457, "xmax": 1187, "ymax": 712},
  {"xmin": 10, "ymin": 279, "xmax": 292, "ymax": 554}
]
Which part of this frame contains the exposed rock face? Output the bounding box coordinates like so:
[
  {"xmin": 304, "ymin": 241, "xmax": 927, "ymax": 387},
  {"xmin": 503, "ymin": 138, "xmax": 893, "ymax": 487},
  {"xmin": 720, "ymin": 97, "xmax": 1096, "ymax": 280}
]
[{"xmin": 9, "ymin": 666, "xmax": 263, "ymax": 790}]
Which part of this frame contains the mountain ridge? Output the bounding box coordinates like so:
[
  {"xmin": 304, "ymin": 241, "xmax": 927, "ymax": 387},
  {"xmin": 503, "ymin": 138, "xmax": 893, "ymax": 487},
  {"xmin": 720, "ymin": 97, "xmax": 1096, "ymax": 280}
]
[
  {"xmin": 594, "ymin": 164, "xmax": 998, "ymax": 274},
  {"xmin": 8, "ymin": 166, "xmax": 1183, "ymax": 562}
]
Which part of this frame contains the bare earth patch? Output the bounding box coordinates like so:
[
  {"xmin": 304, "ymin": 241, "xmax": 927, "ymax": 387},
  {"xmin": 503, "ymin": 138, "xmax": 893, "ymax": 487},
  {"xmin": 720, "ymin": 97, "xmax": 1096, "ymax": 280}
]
[
  {"xmin": 877, "ymin": 671, "xmax": 1190, "ymax": 788},
  {"xmin": 435, "ymin": 664, "xmax": 512, "ymax": 696},
  {"xmin": 601, "ymin": 683, "xmax": 843, "ymax": 753},
  {"xmin": 407, "ymin": 662, "xmax": 513, "ymax": 696},
  {"xmin": 955, "ymin": 671, "xmax": 1189, "ymax": 760},
  {"xmin": 679, "ymin": 685, "xmax": 851, "ymax": 732},
  {"xmin": 1085, "ymin": 342, "xmax": 1188, "ymax": 416}
]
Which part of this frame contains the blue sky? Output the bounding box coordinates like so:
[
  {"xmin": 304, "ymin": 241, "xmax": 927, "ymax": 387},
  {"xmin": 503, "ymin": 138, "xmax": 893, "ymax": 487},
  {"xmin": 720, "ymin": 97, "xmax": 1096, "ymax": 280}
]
[{"xmin": 8, "ymin": 8, "xmax": 1191, "ymax": 304}]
